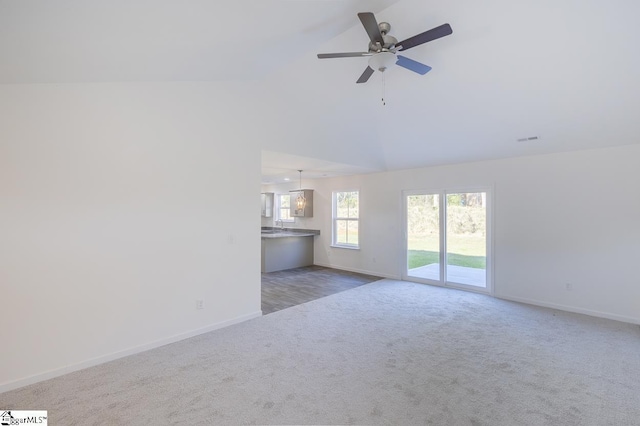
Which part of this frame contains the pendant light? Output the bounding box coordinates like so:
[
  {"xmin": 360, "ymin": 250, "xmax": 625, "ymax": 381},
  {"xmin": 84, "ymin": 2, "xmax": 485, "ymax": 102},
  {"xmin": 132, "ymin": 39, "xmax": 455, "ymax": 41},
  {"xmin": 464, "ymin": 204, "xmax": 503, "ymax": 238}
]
[{"xmin": 295, "ymin": 170, "xmax": 306, "ymax": 210}]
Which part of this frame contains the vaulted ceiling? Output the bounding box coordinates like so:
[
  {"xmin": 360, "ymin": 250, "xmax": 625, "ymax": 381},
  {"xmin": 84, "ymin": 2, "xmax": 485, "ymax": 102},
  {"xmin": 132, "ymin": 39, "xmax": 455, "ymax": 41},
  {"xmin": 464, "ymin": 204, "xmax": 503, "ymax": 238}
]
[{"xmin": 2, "ymin": 0, "xmax": 639, "ymax": 183}]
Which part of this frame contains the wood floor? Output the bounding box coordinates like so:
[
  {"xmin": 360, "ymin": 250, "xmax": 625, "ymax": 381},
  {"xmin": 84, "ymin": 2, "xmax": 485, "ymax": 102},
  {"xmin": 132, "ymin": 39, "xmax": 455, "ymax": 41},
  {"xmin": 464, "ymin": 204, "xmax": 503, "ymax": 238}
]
[{"xmin": 261, "ymin": 265, "xmax": 383, "ymax": 315}]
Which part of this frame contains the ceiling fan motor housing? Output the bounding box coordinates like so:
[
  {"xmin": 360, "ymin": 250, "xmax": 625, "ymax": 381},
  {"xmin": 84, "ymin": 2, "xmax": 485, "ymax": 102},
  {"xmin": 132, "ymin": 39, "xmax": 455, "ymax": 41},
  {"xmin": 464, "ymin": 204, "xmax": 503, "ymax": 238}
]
[{"xmin": 369, "ymin": 22, "xmax": 398, "ymax": 52}]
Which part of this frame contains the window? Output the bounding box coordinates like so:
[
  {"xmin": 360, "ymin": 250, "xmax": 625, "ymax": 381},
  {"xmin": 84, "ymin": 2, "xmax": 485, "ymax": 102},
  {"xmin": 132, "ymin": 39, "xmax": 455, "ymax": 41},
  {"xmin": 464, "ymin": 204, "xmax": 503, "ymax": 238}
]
[
  {"xmin": 276, "ymin": 194, "xmax": 294, "ymax": 222},
  {"xmin": 333, "ymin": 191, "xmax": 359, "ymax": 248}
]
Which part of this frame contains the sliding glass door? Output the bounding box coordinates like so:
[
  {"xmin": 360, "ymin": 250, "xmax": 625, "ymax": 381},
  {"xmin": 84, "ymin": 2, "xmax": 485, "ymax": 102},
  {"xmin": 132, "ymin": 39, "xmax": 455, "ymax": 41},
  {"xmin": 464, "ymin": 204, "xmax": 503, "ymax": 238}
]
[
  {"xmin": 404, "ymin": 189, "xmax": 491, "ymax": 292},
  {"xmin": 406, "ymin": 193, "xmax": 442, "ymax": 281}
]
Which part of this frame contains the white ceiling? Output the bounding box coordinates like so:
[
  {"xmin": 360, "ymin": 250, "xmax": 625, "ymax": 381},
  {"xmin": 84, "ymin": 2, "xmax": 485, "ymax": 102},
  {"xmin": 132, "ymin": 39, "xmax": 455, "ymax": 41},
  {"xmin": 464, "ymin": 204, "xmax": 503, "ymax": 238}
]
[
  {"xmin": 0, "ymin": 0, "xmax": 399, "ymax": 83},
  {"xmin": 261, "ymin": 150, "xmax": 381, "ymax": 184},
  {"xmin": 2, "ymin": 0, "xmax": 639, "ymax": 183}
]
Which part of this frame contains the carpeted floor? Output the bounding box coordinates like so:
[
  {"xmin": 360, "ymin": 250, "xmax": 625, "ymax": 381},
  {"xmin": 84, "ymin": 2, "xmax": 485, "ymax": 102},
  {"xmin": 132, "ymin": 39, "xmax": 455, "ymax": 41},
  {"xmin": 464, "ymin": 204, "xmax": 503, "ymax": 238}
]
[{"xmin": 2, "ymin": 280, "xmax": 639, "ymax": 425}]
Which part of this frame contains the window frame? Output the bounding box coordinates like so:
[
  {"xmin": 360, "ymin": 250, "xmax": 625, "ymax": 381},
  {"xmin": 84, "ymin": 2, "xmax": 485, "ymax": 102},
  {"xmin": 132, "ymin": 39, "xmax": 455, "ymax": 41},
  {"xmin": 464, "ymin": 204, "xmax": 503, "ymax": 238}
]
[{"xmin": 332, "ymin": 190, "xmax": 360, "ymax": 249}]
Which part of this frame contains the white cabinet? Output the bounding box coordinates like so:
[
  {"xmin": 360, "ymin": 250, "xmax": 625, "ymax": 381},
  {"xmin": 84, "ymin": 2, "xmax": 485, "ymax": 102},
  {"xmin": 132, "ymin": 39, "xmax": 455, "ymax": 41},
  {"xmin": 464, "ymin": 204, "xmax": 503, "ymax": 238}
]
[
  {"xmin": 289, "ymin": 189, "xmax": 313, "ymax": 217},
  {"xmin": 261, "ymin": 192, "xmax": 274, "ymax": 217}
]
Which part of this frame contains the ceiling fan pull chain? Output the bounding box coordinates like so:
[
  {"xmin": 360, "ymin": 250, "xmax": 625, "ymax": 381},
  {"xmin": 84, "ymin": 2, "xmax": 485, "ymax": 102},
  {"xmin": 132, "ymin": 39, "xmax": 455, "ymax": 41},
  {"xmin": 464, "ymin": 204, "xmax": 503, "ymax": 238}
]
[{"xmin": 381, "ymin": 72, "xmax": 386, "ymax": 106}]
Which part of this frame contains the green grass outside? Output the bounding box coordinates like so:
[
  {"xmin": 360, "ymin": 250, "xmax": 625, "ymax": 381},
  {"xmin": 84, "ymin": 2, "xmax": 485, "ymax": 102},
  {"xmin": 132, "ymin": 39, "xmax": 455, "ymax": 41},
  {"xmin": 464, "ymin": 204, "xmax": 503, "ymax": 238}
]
[
  {"xmin": 408, "ymin": 233, "xmax": 486, "ymax": 270},
  {"xmin": 408, "ymin": 250, "xmax": 486, "ymax": 269}
]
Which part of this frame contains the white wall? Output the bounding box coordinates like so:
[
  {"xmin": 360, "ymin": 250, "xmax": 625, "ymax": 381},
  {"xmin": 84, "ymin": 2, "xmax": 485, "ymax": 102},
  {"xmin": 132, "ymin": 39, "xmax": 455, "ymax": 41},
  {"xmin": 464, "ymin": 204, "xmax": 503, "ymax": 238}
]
[
  {"xmin": 0, "ymin": 82, "xmax": 262, "ymax": 391},
  {"xmin": 279, "ymin": 144, "xmax": 640, "ymax": 324}
]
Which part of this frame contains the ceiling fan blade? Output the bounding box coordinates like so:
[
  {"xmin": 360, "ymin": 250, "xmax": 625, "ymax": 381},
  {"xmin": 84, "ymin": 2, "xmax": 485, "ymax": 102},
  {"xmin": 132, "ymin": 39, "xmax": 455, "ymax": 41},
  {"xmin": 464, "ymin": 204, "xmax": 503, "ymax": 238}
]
[
  {"xmin": 396, "ymin": 55, "xmax": 432, "ymax": 75},
  {"xmin": 397, "ymin": 23, "xmax": 453, "ymax": 51},
  {"xmin": 356, "ymin": 66, "xmax": 375, "ymax": 84},
  {"xmin": 358, "ymin": 12, "xmax": 383, "ymax": 45},
  {"xmin": 317, "ymin": 52, "xmax": 373, "ymax": 59}
]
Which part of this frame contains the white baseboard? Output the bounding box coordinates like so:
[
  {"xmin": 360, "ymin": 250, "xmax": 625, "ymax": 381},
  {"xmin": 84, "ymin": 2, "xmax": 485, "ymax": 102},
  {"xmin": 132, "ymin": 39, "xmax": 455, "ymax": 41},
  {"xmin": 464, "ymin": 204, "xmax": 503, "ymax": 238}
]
[
  {"xmin": 0, "ymin": 310, "xmax": 262, "ymax": 394},
  {"xmin": 496, "ymin": 294, "xmax": 640, "ymax": 325},
  {"xmin": 313, "ymin": 262, "xmax": 400, "ymax": 280}
]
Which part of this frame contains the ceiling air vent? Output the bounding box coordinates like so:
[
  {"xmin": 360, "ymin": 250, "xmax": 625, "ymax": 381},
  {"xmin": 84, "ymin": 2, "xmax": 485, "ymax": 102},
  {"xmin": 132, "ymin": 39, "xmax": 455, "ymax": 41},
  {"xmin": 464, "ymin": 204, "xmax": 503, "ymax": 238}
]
[{"xmin": 516, "ymin": 136, "xmax": 541, "ymax": 142}]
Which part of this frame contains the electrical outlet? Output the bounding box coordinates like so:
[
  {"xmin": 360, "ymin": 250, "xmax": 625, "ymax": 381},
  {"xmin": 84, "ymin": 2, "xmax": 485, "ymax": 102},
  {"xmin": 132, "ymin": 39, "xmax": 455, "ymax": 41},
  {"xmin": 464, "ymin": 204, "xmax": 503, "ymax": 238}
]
[{"xmin": 196, "ymin": 299, "xmax": 204, "ymax": 310}]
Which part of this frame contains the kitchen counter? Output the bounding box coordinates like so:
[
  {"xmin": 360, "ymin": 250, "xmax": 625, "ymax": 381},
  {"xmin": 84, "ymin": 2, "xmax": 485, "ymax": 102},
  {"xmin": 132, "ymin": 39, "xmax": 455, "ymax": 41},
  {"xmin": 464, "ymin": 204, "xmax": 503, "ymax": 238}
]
[
  {"xmin": 260, "ymin": 227, "xmax": 320, "ymax": 239},
  {"xmin": 261, "ymin": 227, "xmax": 320, "ymax": 272}
]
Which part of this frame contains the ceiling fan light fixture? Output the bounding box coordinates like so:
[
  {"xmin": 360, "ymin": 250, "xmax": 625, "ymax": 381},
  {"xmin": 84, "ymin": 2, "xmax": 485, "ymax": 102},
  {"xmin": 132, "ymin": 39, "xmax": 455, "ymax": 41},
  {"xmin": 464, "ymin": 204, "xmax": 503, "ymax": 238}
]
[{"xmin": 368, "ymin": 51, "xmax": 396, "ymax": 72}]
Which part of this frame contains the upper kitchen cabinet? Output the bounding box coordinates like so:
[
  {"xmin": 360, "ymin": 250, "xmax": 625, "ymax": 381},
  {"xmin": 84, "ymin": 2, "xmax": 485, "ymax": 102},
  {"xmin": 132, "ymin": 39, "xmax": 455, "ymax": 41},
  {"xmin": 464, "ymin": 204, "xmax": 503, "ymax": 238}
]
[
  {"xmin": 261, "ymin": 192, "xmax": 274, "ymax": 217},
  {"xmin": 290, "ymin": 189, "xmax": 313, "ymax": 217}
]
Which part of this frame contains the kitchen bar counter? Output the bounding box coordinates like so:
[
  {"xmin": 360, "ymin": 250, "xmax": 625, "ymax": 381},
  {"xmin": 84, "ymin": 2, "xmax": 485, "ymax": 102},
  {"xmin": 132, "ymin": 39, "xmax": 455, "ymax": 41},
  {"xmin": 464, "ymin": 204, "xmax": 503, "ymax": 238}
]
[
  {"xmin": 261, "ymin": 227, "xmax": 320, "ymax": 272},
  {"xmin": 260, "ymin": 227, "xmax": 320, "ymax": 239}
]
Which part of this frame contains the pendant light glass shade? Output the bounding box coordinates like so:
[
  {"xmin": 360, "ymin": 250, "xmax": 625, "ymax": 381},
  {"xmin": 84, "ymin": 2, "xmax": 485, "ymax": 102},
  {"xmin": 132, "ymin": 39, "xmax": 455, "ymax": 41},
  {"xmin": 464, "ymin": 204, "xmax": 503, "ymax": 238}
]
[
  {"xmin": 296, "ymin": 170, "xmax": 306, "ymax": 210},
  {"xmin": 296, "ymin": 193, "xmax": 306, "ymax": 209}
]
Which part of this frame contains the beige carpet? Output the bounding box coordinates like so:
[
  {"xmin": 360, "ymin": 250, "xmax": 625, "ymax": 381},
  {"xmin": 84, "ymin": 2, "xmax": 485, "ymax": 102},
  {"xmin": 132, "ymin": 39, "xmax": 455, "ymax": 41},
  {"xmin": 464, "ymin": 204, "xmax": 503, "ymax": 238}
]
[{"xmin": 2, "ymin": 279, "xmax": 639, "ymax": 425}]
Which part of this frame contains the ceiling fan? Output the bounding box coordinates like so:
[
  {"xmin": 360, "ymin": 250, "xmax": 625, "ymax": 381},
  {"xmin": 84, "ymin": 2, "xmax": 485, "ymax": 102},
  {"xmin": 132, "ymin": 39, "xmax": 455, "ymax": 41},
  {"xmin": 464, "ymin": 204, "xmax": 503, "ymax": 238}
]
[{"xmin": 317, "ymin": 12, "xmax": 452, "ymax": 83}]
